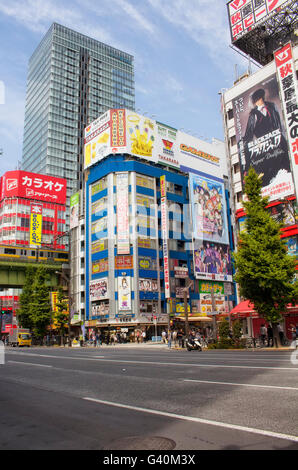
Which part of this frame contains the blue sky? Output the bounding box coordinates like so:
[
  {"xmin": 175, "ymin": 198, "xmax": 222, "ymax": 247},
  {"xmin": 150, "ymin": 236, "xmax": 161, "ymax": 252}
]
[{"xmin": 0, "ymin": 0, "xmax": 256, "ymax": 175}]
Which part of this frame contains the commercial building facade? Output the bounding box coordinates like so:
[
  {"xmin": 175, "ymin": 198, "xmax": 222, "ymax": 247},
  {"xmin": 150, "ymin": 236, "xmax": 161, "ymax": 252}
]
[
  {"xmin": 22, "ymin": 23, "xmax": 135, "ymax": 227},
  {"xmin": 221, "ymin": 42, "xmax": 298, "ymax": 337},
  {"xmin": 81, "ymin": 109, "xmax": 236, "ymax": 336}
]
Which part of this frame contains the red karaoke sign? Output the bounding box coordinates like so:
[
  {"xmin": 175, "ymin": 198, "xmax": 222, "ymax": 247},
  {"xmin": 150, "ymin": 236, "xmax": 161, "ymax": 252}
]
[{"xmin": 1, "ymin": 171, "xmax": 67, "ymax": 204}]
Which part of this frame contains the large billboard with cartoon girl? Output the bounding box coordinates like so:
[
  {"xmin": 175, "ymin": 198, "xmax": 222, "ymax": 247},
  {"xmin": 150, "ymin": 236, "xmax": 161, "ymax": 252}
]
[{"xmin": 189, "ymin": 173, "xmax": 229, "ymax": 245}]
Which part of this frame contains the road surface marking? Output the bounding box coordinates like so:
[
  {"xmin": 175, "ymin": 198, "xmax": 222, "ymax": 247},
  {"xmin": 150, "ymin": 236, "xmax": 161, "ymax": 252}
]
[
  {"xmin": 183, "ymin": 379, "xmax": 298, "ymax": 391},
  {"xmin": 8, "ymin": 361, "xmax": 53, "ymax": 368},
  {"xmin": 5, "ymin": 352, "xmax": 297, "ymax": 371},
  {"xmin": 83, "ymin": 397, "xmax": 298, "ymax": 443}
]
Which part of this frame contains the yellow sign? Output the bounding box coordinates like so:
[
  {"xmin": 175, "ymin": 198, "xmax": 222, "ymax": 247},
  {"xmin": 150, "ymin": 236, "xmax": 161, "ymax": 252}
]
[
  {"xmin": 29, "ymin": 204, "xmax": 42, "ymax": 247},
  {"xmin": 160, "ymin": 175, "xmax": 166, "ymax": 198}
]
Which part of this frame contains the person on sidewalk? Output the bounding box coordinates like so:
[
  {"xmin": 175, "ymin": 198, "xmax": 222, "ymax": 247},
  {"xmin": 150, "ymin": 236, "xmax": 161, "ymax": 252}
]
[
  {"xmin": 260, "ymin": 324, "xmax": 267, "ymax": 346},
  {"xmin": 277, "ymin": 323, "xmax": 284, "ymax": 345},
  {"xmin": 267, "ymin": 324, "xmax": 273, "ymax": 347},
  {"xmin": 288, "ymin": 323, "xmax": 296, "ymax": 348},
  {"xmin": 162, "ymin": 330, "xmax": 167, "ymax": 344},
  {"xmin": 167, "ymin": 330, "xmax": 172, "ymax": 349}
]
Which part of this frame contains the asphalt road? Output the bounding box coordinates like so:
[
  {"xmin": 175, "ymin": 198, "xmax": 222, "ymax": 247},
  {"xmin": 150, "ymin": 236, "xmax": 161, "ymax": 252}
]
[{"xmin": 0, "ymin": 345, "xmax": 297, "ymax": 450}]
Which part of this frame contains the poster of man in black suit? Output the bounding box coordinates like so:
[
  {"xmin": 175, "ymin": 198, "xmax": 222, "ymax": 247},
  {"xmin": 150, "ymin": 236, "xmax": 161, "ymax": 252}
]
[{"xmin": 232, "ymin": 75, "xmax": 294, "ymax": 201}]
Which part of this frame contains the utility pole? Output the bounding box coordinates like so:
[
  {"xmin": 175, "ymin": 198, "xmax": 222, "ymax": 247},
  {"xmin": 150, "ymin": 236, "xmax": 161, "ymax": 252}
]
[{"xmin": 183, "ymin": 279, "xmax": 193, "ymax": 337}]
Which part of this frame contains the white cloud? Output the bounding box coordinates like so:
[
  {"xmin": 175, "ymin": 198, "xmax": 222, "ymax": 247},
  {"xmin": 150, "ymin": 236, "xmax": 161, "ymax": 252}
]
[
  {"xmin": 113, "ymin": 0, "xmax": 156, "ymax": 35},
  {"xmin": 0, "ymin": 0, "xmax": 115, "ymax": 46},
  {"xmin": 147, "ymin": 0, "xmax": 237, "ymax": 67}
]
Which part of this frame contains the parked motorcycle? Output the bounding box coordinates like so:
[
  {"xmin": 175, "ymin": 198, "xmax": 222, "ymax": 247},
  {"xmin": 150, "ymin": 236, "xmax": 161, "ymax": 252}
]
[{"xmin": 186, "ymin": 337, "xmax": 202, "ymax": 351}]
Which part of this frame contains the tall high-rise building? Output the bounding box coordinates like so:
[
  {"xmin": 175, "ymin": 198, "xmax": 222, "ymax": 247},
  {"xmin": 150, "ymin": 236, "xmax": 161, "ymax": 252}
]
[{"xmin": 22, "ymin": 23, "xmax": 135, "ymax": 226}]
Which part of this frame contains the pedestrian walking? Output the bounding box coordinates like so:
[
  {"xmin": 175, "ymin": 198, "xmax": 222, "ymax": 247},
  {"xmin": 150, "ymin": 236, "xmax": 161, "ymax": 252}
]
[
  {"xmin": 142, "ymin": 330, "xmax": 146, "ymax": 343},
  {"xmin": 172, "ymin": 330, "xmax": 178, "ymax": 347},
  {"xmin": 277, "ymin": 323, "xmax": 285, "ymax": 345},
  {"xmin": 260, "ymin": 324, "xmax": 267, "ymax": 346},
  {"xmin": 162, "ymin": 330, "xmax": 167, "ymax": 344},
  {"xmin": 167, "ymin": 330, "xmax": 172, "ymax": 349},
  {"xmin": 288, "ymin": 323, "xmax": 296, "ymax": 348},
  {"xmin": 267, "ymin": 324, "xmax": 273, "ymax": 347}
]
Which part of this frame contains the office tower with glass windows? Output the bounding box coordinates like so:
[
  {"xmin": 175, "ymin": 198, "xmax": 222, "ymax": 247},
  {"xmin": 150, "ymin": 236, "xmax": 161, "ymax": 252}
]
[{"xmin": 22, "ymin": 23, "xmax": 135, "ymax": 227}]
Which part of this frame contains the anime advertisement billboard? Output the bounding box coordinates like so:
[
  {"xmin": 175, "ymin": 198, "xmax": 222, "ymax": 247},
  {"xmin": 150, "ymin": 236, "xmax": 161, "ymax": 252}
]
[
  {"xmin": 193, "ymin": 241, "xmax": 233, "ymax": 282},
  {"xmin": 232, "ymin": 73, "xmax": 294, "ymax": 202},
  {"xmin": 189, "ymin": 173, "xmax": 229, "ymax": 245}
]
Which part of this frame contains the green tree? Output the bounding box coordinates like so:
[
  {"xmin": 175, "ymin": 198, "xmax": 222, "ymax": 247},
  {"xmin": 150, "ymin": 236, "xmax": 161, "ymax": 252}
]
[
  {"xmin": 29, "ymin": 266, "xmax": 52, "ymax": 339},
  {"xmin": 17, "ymin": 266, "xmax": 35, "ymax": 330},
  {"xmin": 233, "ymin": 168, "xmax": 297, "ymax": 346},
  {"xmin": 53, "ymin": 286, "xmax": 69, "ymax": 345}
]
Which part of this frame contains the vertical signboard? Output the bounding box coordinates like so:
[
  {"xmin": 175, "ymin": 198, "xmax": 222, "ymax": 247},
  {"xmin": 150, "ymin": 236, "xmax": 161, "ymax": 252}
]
[
  {"xmin": 110, "ymin": 109, "xmax": 126, "ymax": 151},
  {"xmin": 274, "ymin": 42, "xmax": 298, "ymax": 200},
  {"xmin": 70, "ymin": 192, "xmax": 80, "ymax": 230},
  {"xmin": 156, "ymin": 122, "xmax": 179, "ymax": 168},
  {"xmin": 232, "ymin": 73, "xmax": 294, "ymax": 201},
  {"xmin": 118, "ymin": 275, "xmax": 131, "ymax": 311},
  {"xmin": 29, "ymin": 203, "xmax": 43, "ymax": 248},
  {"xmin": 160, "ymin": 175, "xmax": 170, "ymax": 298},
  {"xmin": 116, "ymin": 173, "xmax": 130, "ymax": 255}
]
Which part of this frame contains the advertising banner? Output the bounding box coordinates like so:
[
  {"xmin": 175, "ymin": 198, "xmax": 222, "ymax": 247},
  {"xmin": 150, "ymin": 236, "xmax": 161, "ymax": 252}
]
[
  {"xmin": 90, "ymin": 279, "xmax": 108, "ymax": 301},
  {"xmin": 91, "ymin": 218, "xmax": 107, "ymax": 234},
  {"xmin": 92, "ymin": 258, "xmax": 109, "ymax": 274},
  {"xmin": 189, "ymin": 173, "xmax": 229, "ymax": 245},
  {"xmin": 84, "ymin": 110, "xmax": 226, "ymax": 179},
  {"xmin": 126, "ymin": 111, "xmax": 157, "ymax": 162},
  {"xmin": 51, "ymin": 292, "xmax": 58, "ymax": 312},
  {"xmin": 139, "ymin": 279, "xmax": 158, "ymax": 292},
  {"xmin": 70, "ymin": 192, "xmax": 79, "ymax": 229},
  {"xmin": 178, "ymin": 133, "xmax": 222, "ymax": 178},
  {"xmin": 174, "ymin": 267, "xmax": 189, "ymax": 278},
  {"xmin": 232, "ymin": 73, "xmax": 294, "ymax": 202},
  {"xmin": 91, "ymin": 198, "xmax": 107, "ymax": 215},
  {"xmin": 228, "ymin": 0, "xmax": 291, "ymax": 43},
  {"xmin": 194, "ymin": 241, "xmax": 233, "ymax": 282},
  {"xmin": 268, "ymin": 202, "xmax": 296, "ymax": 227},
  {"xmin": 274, "ymin": 42, "xmax": 298, "ymax": 199},
  {"xmin": 160, "ymin": 176, "xmax": 170, "ymax": 298},
  {"xmin": 138, "ymin": 257, "xmax": 156, "ymax": 270},
  {"xmin": 118, "ymin": 275, "xmax": 131, "ymax": 311},
  {"xmin": 110, "ymin": 108, "xmax": 126, "ymax": 151},
  {"xmin": 84, "ymin": 111, "xmax": 111, "ymax": 169},
  {"xmin": 200, "ymin": 293, "xmax": 225, "ymax": 315},
  {"xmin": 115, "ymin": 255, "xmax": 133, "ymax": 269},
  {"xmin": 199, "ymin": 281, "xmax": 224, "ymax": 295},
  {"xmin": 29, "ymin": 203, "xmax": 43, "ymax": 248},
  {"xmin": 91, "ymin": 240, "xmax": 106, "ymax": 254},
  {"xmin": 91, "ymin": 303, "xmax": 109, "ymax": 318},
  {"xmin": 156, "ymin": 122, "xmax": 179, "ymax": 168},
  {"xmin": 1, "ymin": 171, "xmax": 67, "ymax": 204},
  {"xmin": 284, "ymin": 236, "xmax": 297, "ymax": 258},
  {"xmin": 116, "ymin": 173, "xmax": 129, "ymax": 254}
]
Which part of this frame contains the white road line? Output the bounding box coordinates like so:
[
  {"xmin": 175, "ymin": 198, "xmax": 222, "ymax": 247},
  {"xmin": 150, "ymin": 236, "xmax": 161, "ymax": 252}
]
[
  {"xmin": 83, "ymin": 397, "xmax": 298, "ymax": 443},
  {"xmin": 8, "ymin": 361, "xmax": 53, "ymax": 368},
  {"xmin": 183, "ymin": 379, "xmax": 298, "ymax": 391},
  {"xmin": 5, "ymin": 352, "xmax": 298, "ymax": 371}
]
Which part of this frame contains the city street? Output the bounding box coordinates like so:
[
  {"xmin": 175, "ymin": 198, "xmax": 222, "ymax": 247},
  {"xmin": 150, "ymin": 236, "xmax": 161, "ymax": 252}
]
[{"xmin": 0, "ymin": 345, "xmax": 297, "ymax": 450}]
